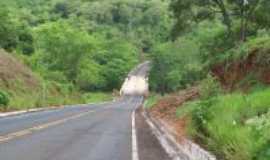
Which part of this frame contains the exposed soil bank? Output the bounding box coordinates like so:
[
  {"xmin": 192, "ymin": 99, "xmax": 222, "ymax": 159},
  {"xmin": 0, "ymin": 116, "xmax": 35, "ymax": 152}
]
[
  {"xmin": 148, "ymin": 87, "xmax": 199, "ymax": 141},
  {"xmin": 212, "ymin": 47, "xmax": 270, "ymax": 90}
]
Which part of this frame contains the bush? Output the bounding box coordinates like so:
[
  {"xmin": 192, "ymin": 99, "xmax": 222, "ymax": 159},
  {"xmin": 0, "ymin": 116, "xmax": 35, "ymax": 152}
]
[
  {"xmin": 0, "ymin": 90, "xmax": 10, "ymax": 110},
  {"xmin": 82, "ymin": 92, "xmax": 112, "ymax": 103},
  {"xmin": 0, "ymin": 6, "xmax": 18, "ymax": 51},
  {"xmin": 199, "ymin": 74, "xmax": 222, "ymax": 99},
  {"xmin": 76, "ymin": 58, "xmax": 105, "ymax": 91},
  {"xmin": 190, "ymin": 88, "xmax": 270, "ymax": 160},
  {"xmin": 150, "ymin": 37, "xmax": 204, "ymax": 93},
  {"xmin": 34, "ymin": 21, "xmax": 95, "ymax": 81}
]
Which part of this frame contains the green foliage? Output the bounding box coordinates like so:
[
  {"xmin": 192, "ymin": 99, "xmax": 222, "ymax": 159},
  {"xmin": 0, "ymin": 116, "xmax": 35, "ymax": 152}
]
[
  {"xmin": 32, "ymin": 21, "xmax": 138, "ymax": 91},
  {"xmin": 144, "ymin": 94, "xmax": 160, "ymax": 109},
  {"xmin": 150, "ymin": 37, "xmax": 204, "ymax": 93},
  {"xmin": 98, "ymin": 39, "xmax": 139, "ymax": 90},
  {"xmin": 207, "ymin": 34, "xmax": 270, "ymax": 68},
  {"xmin": 170, "ymin": 0, "xmax": 268, "ymax": 40},
  {"xmin": 0, "ymin": 90, "xmax": 9, "ymax": 110},
  {"xmin": 186, "ymin": 88, "xmax": 270, "ymax": 160},
  {"xmin": 79, "ymin": 0, "xmax": 172, "ymax": 49},
  {"xmin": 16, "ymin": 25, "xmax": 34, "ymax": 55},
  {"xmin": 0, "ymin": 6, "xmax": 17, "ymax": 51},
  {"xmin": 0, "ymin": 0, "xmax": 165, "ymax": 112},
  {"xmin": 82, "ymin": 92, "xmax": 112, "ymax": 104},
  {"xmin": 199, "ymin": 74, "xmax": 222, "ymax": 99},
  {"xmin": 1, "ymin": 0, "xmax": 172, "ymax": 94},
  {"xmin": 34, "ymin": 21, "xmax": 94, "ymax": 80},
  {"xmin": 0, "ymin": 5, "xmax": 34, "ymax": 54},
  {"xmin": 53, "ymin": 1, "xmax": 70, "ymax": 18},
  {"xmin": 253, "ymin": 0, "xmax": 270, "ymax": 28},
  {"xmin": 192, "ymin": 21, "xmax": 236, "ymax": 67},
  {"xmin": 76, "ymin": 58, "xmax": 105, "ymax": 90}
]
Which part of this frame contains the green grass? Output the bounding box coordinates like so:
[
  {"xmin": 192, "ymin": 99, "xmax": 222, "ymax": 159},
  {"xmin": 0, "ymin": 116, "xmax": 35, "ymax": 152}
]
[
  {"xmin": 4, "ymin": 91, "xmax": 113, "ymax": 111},
  {"xmin": 180, "ymin": 88, "xmax": 270, "ymax": 160},
  {"xmin": 144, "ymin": 94, "xmax": 161, "ymax": 109},
  {"xmin": 81, "ymin": 92, "xmax": 113, "ymax": 104},
  {"xmin": 176, "ymin": 101, "xmax": 199, "ymax": 118},
  {"xmin": 0, "ymin": 72, "xmax": 113, "ymax": 111}
]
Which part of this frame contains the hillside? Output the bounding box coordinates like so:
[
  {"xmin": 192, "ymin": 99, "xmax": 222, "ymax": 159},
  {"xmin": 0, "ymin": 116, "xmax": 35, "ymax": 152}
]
[
  {"xmin": 0, "ymin": 50, "xmax": 39, "ymax": 92},
  {"xmin": 0, "ymin": 0, "xmax": 172, "ymax": 110},
  {"xmin": 0, "ymin": 50, "xmax": 112, "ymax": 111},
  {"xmin": 146, "ymin": 1, "xmax": 270, "ymax": 160}
]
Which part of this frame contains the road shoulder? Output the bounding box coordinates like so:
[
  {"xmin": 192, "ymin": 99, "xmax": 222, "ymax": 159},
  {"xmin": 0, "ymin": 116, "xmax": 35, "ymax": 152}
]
[{"xmin": 135, "ymin": 109, "xmax": 171, "ymax": 160}]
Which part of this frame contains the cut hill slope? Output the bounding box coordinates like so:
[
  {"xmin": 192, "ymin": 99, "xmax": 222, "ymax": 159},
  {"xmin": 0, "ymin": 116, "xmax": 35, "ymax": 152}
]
[
  {"xmin": 0, "ymin": 49, "xmax": 40, "ymax": 92},
  {"xmin": 0, "ymin": 50, "xmax": 112, "ymax": 111},
  {"xmin": 212, "ymin": 37, "xmax": 270, "ymax": 90}
]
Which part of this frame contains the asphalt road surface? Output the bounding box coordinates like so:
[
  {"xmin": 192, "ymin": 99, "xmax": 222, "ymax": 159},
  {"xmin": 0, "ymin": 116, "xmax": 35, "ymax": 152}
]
[
  {"xmin": 0, "ymin": 96, "xmax": 170, "ymax": 160},
  {"xmin": 0, "ymin": 96, "xmax": 137, "ymax": 160}
]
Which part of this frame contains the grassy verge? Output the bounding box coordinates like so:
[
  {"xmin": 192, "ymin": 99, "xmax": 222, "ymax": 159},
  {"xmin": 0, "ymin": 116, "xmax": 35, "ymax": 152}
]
[
  {"xmin": 176, "ymin": 88, "xmax": 270, "ymax": 160},
  {"xmin": 81, "ymin": 92, "xmax": 113, "ymax": 104},
  {"xmin": 144, "ymin": 94, "xmax": 161, "ymax": 109},
  {"xmin": 2, "ymin": 91, "xmax": 113, "ymax": 112}
]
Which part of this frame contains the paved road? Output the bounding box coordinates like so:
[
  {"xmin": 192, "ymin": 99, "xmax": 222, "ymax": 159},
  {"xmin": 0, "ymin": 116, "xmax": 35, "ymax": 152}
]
[
  {"xmin": 128, "ymin": 61, "xmax": 151, "ymax": 77},
  {"xmin": 0, "ymin": 96, "xmax": 143, "ymax": 160},
  {"xmin": 0, "ymin": 62, "xmax": 171, "ymax": 160}
]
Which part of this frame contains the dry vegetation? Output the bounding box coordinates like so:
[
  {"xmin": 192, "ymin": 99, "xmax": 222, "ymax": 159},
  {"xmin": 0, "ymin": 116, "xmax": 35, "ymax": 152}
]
[{"xmin": 0, "ymin": 50, "xmax": 39, "ymax": 91}]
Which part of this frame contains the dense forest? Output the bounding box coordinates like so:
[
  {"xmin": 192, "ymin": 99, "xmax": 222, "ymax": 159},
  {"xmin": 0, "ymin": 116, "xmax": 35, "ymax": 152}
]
[
  {"xmin": 0, "ymin": 0, "xmax": 171, "ymax": 109},
  {"xmin": 1, "ymin": 0, "xmax": 270, "ymax": 160}
]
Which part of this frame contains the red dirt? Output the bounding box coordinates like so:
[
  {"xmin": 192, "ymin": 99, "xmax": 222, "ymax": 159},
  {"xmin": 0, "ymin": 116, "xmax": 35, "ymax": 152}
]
[
  {"xmin": 212, "ymin": 48, "xmax": 270, "ymax": 90},
  {"xmin": 148, "ymin": 87, "xmax": 199, "ymax": 141}
]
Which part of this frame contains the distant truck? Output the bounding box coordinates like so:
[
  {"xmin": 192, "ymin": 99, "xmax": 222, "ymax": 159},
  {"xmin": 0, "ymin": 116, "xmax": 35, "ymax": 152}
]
[{"xmin": 120, "ymin": 76, "xmax": 149, "ymax": 97}]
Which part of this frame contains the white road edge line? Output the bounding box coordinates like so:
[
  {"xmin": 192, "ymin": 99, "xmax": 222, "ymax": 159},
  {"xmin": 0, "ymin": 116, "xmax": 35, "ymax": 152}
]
[
  {"xmin": 143, "ymin": 112, "xmax": 181, "ymax": 160},
  {"xmin": 132, "ymin": 111, "xmax": 139, "ymax": 160}
]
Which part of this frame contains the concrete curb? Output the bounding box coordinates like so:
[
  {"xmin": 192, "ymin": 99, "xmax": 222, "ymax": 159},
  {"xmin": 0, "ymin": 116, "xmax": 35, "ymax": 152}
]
[
  {"xmin": 142, "ymin": 110, "xmax": 216, "ymax": 160},
  {"xmin": 0, "ymin": 100, "xmax": 115, "ymax": 118}
]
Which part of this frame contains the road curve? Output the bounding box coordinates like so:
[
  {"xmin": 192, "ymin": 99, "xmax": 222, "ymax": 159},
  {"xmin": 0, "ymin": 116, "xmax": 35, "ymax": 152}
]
[{"xmin": 0, "ymin": 62, "xmax": 170, "ymax": 160}]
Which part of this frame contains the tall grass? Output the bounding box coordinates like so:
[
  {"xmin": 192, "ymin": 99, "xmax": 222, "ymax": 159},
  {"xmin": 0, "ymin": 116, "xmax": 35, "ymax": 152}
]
[
  {"xmin": 144, "ymin": 94, "xmax": 161, "ymax": 109},
  {"xmin": 7, "ymin": 91, "xmax": 113, "ymax": 111},
  {"xmin": 182, "ymin": 88, "xmax": 270, "ymax": 160}
]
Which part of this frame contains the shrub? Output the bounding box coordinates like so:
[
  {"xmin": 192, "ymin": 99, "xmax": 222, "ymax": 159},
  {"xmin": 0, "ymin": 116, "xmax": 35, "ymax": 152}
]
[
  {"xmin": 82, "ymin": 92, "xmax": 112, "ymax": 103},
  {"xmin": 190, "ymin": 88, "xmax": 270, "ymax": 160},
  {"xmin": 150, "ymin": 37, "xmax": 204, "ymax": 93},
  {"xmin": 199, "ymin": 74, "xmax": 222, "ymax": 99},
  {"xmin": 76, "ymin": 58, "xmax": 105, "ymax": 91},
  {"xmin": 0, "ymin": 90, "xmax": 10, "ymax": 110},
  {"xmin": 34, "ymin": 21, "xmax": 95, "ymax": 81}
]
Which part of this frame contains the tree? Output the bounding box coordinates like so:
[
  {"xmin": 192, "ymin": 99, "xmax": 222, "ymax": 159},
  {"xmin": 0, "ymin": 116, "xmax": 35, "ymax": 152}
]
[
  {"xmin": 76, "ymin": 58, "xmax": 105, "ymax": 91},
  {"xmin": 150, "ymin": 38, "xmax": 203, "ymax": 93},
  {"xmin": 34, "ymin": 21, "xmax": 95, "ymax": 81},
  {"xmin": 0, "ymin": 5, "xmax": 34, "ymax": 54},
  {"xmin": 94, "ymin": 38, "xmax": 139, "ymax": 90},
  {"xmin": 53, "ymin": 1, "xmax": 70, "ymax": 18},
  {"xmin": 0, "ymin": 6, "xmax": 17, "ymax": 51},
  {"xmin": 253, "ymin": 0, "xmax": 270, "ymax": 28},
  {"xmin": 170, "ymin": 0, "xmax": 263, "ymax": 41},
  {"xmin": 16, "ymin": 24, "xmax": 34, "ymax": 55},
  {"xmin": 79, "ymin": 0, "xmax": 172, "ymax": 52}
]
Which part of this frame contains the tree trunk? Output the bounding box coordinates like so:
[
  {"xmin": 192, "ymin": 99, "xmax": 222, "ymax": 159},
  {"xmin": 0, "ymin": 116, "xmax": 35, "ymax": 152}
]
[{"xmin": 213, "ymin": 0, "xmax": 232, "ymax": 34}]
